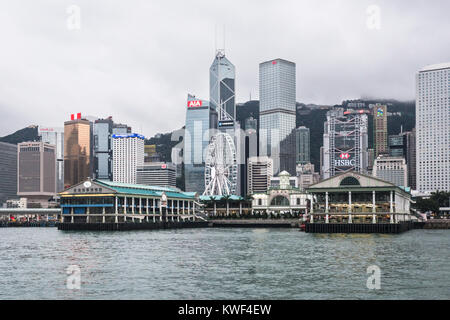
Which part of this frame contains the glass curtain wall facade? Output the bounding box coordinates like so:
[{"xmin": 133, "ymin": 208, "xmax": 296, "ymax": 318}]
[
  {"xmin": 93, "ymin": 118, "xmax": 113, "ymax": 180},
  {"xmin": 259, "ymin": 59, "xmax": 296, "ymax": 175},
  {"xmin": 209, "ymin": 51, "xmax": 236, "ymax": 121},
  {"xmin": 184, "ymin": 95, "xmax": 218, "ymax": 193},
  {"xmin": 64, "ymin": 119, "xmax": 92, "ymax": 188},
  {"xmin": 296, "ymin": 126, "xmax": 310, "ymax": 164},
  {"xmin": 0, "ymin": 142, "xmax": 17, "ymax": 205}
]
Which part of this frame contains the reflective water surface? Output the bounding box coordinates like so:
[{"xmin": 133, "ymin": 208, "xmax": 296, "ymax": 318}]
[{"xmin": 0, "ymin": 228, "xmax": 448, "ymax": 299}]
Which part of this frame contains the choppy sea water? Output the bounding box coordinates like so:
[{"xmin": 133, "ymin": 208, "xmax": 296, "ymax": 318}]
[{"xmin": 0, "ymin": 227, "xmax": 448, "ymax": 299}]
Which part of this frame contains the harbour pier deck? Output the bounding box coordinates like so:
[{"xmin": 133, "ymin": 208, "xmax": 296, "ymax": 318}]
[
  {"xmin": 57, "ymin": 221, "xmax": 208, "ymax": 231},
  {"xmin": 304, "ymin": 222, "xmax": 416, "ymax": 233}
]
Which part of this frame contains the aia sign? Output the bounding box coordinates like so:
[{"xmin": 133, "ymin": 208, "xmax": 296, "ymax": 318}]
[
  {"xmin": 339, "ymin": 153, "xmax": 350, "ymax": 160},
  {"xmin": 187, "ymin": 100, "xmax": 202, "ymax": 108}
]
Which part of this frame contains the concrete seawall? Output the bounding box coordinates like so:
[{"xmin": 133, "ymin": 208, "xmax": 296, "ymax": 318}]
[{"xmin": 423, "ymin": 220, "xmax": 450, "ymax": 229}]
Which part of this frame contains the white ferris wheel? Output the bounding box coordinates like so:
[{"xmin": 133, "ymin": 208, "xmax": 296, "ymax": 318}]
[{"xmin": 203, "ymin": 132, "xmax": 237, "ymax": 196}]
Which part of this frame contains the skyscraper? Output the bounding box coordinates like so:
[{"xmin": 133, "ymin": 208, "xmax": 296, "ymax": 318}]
[
  {"xmin": 64, "ymin": 116, "xmax": 92, "ymax": 188},
  {"xmin": 38, "ymin": 127, "xmax": 64, "ymax": 192},
  {"xmin": 372, "ymin": 104, "xmax": 388, "ymax": 157},
  {"xmin": 405, "ymin": 129, "xmax": 416, "ymax": 190},
  {"xmin": 295, "ymin": 126, "xmax": 310, "ymax": 165},
  {"xmin": 184, "ymin": 94, "xmax": 218, "ymax": 193},
  {"xmin": 17, "ymin": 141, "xmax": 56, "ymax": 207},
  {"xmin": 389, "ymin": 134, "xmax": 406, "ymax": 157},
  {"xmin": 210, "ymin": 50, "xmax": 236, "ymax": 121},
  {"xmin": 112, "ymin": 133, "xmax": 145, "ymax": 184},
  {"xmin": 93, "ymin": 117, "xmax": 132, "ymax": 181},
  {"xmin": 416, "ymin": 63, "xmax": 450, "ymax": 192},
  {"xmin": 0, "ymin": 142, "xmax": 17, "ymax": 206},
  {"xmin": 322, "ymin": 108, "xmax": 369, "ymax": 179},
  {"xmin": 259, "ymin": 58, "xmax": 296, "ymax": 175},
  {"xmin": 93, "ymin": 118, "xmax": 113, "ymax": 181}
]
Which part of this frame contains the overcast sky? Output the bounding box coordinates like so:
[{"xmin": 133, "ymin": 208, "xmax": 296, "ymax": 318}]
[{"xmin": 0, "ymin": 0, "xmax": 448, "ymax": 138}]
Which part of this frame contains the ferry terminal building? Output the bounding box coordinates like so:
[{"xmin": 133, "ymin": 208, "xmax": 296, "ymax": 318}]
[
  {"xmin": 59, "ymin": 179, "xmax": 199, "ymax": 223},
  {"xmin": 306, "ymin": 171, "xmax": 413, "ymax": 224}
]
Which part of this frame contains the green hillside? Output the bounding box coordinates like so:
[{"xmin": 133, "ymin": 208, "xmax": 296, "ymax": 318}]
[{"xmin": 0, "ymin": 125, "xmax": 39, "ymax": 144}]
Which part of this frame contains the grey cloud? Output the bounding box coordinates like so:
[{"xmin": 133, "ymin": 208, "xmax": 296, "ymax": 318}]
[{"xmin": 0, "ymin": 0, "xmax": 448, "ymax": 137}]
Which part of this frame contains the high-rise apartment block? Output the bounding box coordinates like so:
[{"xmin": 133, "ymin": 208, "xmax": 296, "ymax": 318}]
[
  {"xmin": 112, "ymin": 133, "xmax": 145, "ymax": 184},
  {"xmin": 416, "ymin": 63, "xmax": 450, "ymax": 192},
  {"xmin": 259, "ymin": 58, "xmax": 296, "ymax": 175}
]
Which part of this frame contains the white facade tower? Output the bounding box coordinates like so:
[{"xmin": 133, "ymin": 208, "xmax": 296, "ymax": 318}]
[
  {"xmin": 416, "ymin": 63, "xmax": 450, "ymax": 192},
  {"xmin": 112, "ymin": 134, "xmax": 145, "ymax": 184}
]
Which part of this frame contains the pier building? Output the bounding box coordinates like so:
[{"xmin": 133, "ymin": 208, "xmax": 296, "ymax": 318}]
[
  {"xmin": 306, "ymin": 171, "xmax": 412, "ymax": 224},
  {"xmin": 59, "ymin": 179, "xmax": 199, "ymax": 223}
]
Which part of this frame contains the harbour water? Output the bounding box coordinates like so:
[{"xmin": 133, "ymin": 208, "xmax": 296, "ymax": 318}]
[{"xmin": 0, "ymin": 228, "xmax": 449, "ymax": 299}]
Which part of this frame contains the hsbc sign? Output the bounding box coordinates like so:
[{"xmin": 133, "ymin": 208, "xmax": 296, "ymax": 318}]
[
  {"xmin": 335, "ymin": 159, "xmax": 356, "ymax": 167},
  {"xmin": 335, "ymin": 153, "xmax": 355, "ymax": 167},
  {"xmin": 187, "ymin": 100, "xmax": 202, "ymax": 108}
]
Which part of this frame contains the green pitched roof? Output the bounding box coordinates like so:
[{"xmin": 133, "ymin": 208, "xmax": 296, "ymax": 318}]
[{"xmin": 95, "ymin": 180, "xmax": 195, "ymax": 200}]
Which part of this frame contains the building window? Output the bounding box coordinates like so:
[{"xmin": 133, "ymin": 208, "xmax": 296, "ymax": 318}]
[{"xmin": 340, "ymin": 176, "xmax": 360, "ymax": 186}]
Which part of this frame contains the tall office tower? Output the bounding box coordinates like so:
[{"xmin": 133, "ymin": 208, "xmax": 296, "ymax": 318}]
[
  {"xmin": 93, "ymin": 118, "xmax": 113, "ymax": 180},
  {"xmin": 416, "ymin": 63, "xmax": 450, "ymax": 192},
  {"xmin": 17, "ymin": 141, "xmax": 56, "ymax": 207},
  {"xmin": 64, "ymin": 115, "xmax": 92, "ymax": 188},
  {"xmin": 112, "ymin": 133, "xmax": 144, "ymax": 184},
  {"xmin": 322, "ymin": 108, "xmax": 369, "ymax": 179},
  {"xmin": 259, "ymin": 58, "xmax": 296, "ymax": 175},
  {"xmin": 373, "ymin": 156, "xmax": 408, "ymax": 187},
  {"xmin": 389, "ymin": 134, "xmax": 406, "ymax": 157},
  {"xmin": 295, "ymin": 126, "xmax": 310, "ymax": 165},
  {"xmin": 372, "ymin": 104, "xmax": 388, "ymax": 157},
  {"xmin": 38, "ymin": 127, "xmax": 64, "ymax": 192},
  {"xmin": 184, "ymin": 94, "xmax": 218, "ymax": 193},
  {"xmin": 210, "ymin": 50, "xmax": 236, "ymax": 120},
  {"xmin": 405, "ymin": 129, "xmax": 416, "ymax": 189},
  {"xmin": 93, "ymin": 117, "xmax": 132, "ymax": 181},
  {"xmin": 137, "ymin": 162, "xmax": 176, "ymax": 188},
  {"xmin": 0, "ymin": 142, "xmax": 17, "ymax": 206},
  {"xmin": 247, "ymin": 156, "xmax": 273, "ymax": 194},
  {"xmin": 210, "ymin": 50, "xmax": 244, "ymax": 196}
]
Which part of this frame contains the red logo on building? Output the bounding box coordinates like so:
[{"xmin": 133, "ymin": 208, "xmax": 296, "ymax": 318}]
[
  {"xmin": 272, "ymin": 60, "xmax": 277, "ymax": 65},
  {"xmin": 161, "ymin": 164, "xmax": 167, "ymax": 169},
  {"xmin": 187, "ymin": 100, "xmax": 202, "ymax": 108},
  {"xmin": 70, "ymin": 113, "xmax": 82, "ymax": 120},
  {"xmin": 339, "ymin": 153, "xmax": 350, "ymax": 159}
]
